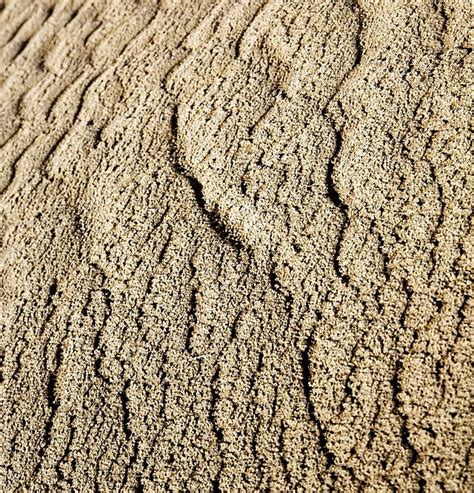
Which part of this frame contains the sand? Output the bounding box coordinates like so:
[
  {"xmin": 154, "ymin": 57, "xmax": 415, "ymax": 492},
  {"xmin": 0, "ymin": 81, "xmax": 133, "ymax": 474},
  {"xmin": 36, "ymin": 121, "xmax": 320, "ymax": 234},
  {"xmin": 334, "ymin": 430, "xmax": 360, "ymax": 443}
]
[{"xmin": 1, "ymin": 0, "xmax": 473, "ymax": 491}]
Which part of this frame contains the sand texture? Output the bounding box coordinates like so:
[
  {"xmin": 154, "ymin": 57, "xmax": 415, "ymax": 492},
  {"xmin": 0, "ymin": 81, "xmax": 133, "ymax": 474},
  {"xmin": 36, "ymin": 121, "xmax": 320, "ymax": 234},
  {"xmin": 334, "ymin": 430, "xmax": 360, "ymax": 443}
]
[{"xmin": 1, "ymin": 0, "xmax": 473, "ymax": 491}]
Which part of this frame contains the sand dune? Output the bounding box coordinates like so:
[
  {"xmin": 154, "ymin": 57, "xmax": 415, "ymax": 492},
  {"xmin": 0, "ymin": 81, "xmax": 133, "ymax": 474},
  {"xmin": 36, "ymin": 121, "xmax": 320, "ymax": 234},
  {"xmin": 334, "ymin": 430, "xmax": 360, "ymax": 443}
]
[{"xmin": 1, "ymin": 0, "xmax": 472, "ymax": 490}]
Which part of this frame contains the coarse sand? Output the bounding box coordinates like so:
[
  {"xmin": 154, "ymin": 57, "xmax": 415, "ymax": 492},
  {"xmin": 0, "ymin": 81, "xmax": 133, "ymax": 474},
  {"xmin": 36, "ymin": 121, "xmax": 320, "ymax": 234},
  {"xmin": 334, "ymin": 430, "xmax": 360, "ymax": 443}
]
[{"xmin": 1, "ymin": 0, "xmax": 473, "ymax": 490}]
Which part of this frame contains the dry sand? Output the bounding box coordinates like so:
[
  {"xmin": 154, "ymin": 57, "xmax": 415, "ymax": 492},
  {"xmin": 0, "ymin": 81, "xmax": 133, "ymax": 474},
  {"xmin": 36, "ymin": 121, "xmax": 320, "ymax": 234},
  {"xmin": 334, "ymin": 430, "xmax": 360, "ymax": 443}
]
[{"xmin": 1, "ymin": 0, "xmax": 473, "ymax": 491}]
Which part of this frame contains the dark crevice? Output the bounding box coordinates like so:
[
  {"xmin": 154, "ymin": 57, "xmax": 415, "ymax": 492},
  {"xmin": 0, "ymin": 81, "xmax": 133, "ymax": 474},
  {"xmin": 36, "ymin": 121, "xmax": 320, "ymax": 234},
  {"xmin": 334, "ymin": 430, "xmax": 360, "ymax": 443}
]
[
  {"xmin": 71, "ymin": 74, "xmax": 100, "ymax": 126},
  {"xmin": 210, "ymin": 367, "xmax": 224, "ymax": 490},
  {"xmin": 377, "ymin": 232, "xmax": 390, "ymax": 282},
  {"xmin": 229, "ymin": 312, "xmax": 241, "ymax": 340},
  {"xmin": 46, "ymin": 373, "xmax": 59, "ymax": 413},
  {"xmin": 210, "ymin": 367, "xmax": 224, "ymax": 443},
  {"xmin": 13, "ymin": 38, "xmax": 29, "ymax": 59},
  {"xmin": 185, "ymin": 288, "xmax": 198, "ymax": 353},
  {"xmin": 92, "ymin": 127, "xmax": 103, "ymax": 149},
  {"xmin": 325, "ymin": 127, "xmax": 349, "ymax": 285},
  {"xmin": 454, "ymin": 294, "xmax": 468, "ymax": 343},
  {"xmin": 428, "ymin": 180, "xmax": 445, "ymax": 279},
  {"xmin": 103, "ymin": 289, "xmax": 112, "ymax": 316},
  {"xmin": 322, "ymin": 1, "xmax": 365, "ymax": 286},
  {"xmin": 1, "ymin": 139, "xmax": 37, "ymax": 195},
  {"xmin": 5, "ymin": 16, "xmax": 28, "ymax": 45},
  {"xmin": 120, "ymin": 380, "xmax": 132, "ymax": 440},
  {"xmin": 250, "ymin": 424, "xmax": 264, "ymax": 487},
  {"xmin": 301, "ymin": 333, "xmax": 335, "ymax": 467},
  {"xmin": 211, "ymin": 478, "xmax": 221, "ymax": 492},
  {"xmin": 392, "ymin": 278, "xmax": 418, "ymax": 467},
  {"xmin": 418, "ymin": 477, "xmax": 427, "ymax": 492},
  {"xmin": 278, "ymin": 422, "xmax": 290, "ymax": 482},
  {"xmin": 43, "ymin": 131, "xmax": 68, "ymax": 167},
  {"xmin": 433, "ymin": 0, "xmax": 449, "ymax": 48},
  {"xmin": 122, "ymin": 440, "xmax": 140, "ymax": 491},
  {"xmin": 352, "ymin": 0, "xmax": 364, "ymax": 68},
  {"xmin": 169, "ymin": 106, "xmax": 244, "ymax": 252},
  {"xmin": 68, "ymin": 8, "xmax": 80, "ymax": 23},
  {"xmin": 157, "ymin": 231, "xmax": 172, "ymax": 264},
  {"xmin": 391, "ymin": 360, "xmax": 419, "ymax": 467},
  {"xmin": 34, "ymin": 344, "xmax": 63, "ymax": 476},
  {"xmin": 400, "ymin": 279, "xmax": 413, "ymax": 330},
  {"xmin": 92, "ymin": 288, "xmax": 112, "ymax": 383},
  {"xmin": 46, "ymin": 280, "xmax": 58, "ymax": 306},
  {"xmin": 45, "ymin": 6, "xmax": 54, "ymax": 20}
]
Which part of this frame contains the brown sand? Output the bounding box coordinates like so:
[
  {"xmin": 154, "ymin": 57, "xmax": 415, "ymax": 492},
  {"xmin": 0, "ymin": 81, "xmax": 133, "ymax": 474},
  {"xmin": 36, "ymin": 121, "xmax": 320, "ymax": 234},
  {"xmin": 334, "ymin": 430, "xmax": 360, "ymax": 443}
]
[{"xmin": 1, "ymin": 0, "xmax": 473, "ymax": 490}]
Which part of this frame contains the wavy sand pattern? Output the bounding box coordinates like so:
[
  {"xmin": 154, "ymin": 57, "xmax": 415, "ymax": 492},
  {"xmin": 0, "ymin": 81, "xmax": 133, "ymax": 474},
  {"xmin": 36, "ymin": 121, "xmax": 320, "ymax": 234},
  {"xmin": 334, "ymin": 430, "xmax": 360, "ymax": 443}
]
[{"xmin": 1, "ymin": 1, "xmax": 473, "ymax": 490}]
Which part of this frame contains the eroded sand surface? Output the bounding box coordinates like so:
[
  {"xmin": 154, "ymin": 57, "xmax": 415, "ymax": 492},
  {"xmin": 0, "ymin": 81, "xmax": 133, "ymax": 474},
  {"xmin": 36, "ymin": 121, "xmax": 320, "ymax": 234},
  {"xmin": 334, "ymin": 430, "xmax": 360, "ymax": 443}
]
[{"xmin": 1, "ymin": 0, "xmax": 473, "ymax": 490}]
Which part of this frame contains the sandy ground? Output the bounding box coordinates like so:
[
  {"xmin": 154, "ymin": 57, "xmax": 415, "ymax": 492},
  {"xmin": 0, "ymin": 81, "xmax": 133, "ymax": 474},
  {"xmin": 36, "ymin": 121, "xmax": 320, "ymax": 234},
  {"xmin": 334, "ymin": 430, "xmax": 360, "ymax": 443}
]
[{"xmin": 1, "ymin": 0, "xmax": 473, "ymax": 491}]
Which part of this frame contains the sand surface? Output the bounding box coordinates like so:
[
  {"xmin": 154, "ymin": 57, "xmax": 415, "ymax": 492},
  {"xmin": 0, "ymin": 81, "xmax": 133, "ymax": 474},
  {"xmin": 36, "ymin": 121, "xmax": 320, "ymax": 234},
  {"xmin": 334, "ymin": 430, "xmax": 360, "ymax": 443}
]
[{"xmin": 1, "ymin": 0, "xmax": 473, "ymax": 491}]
